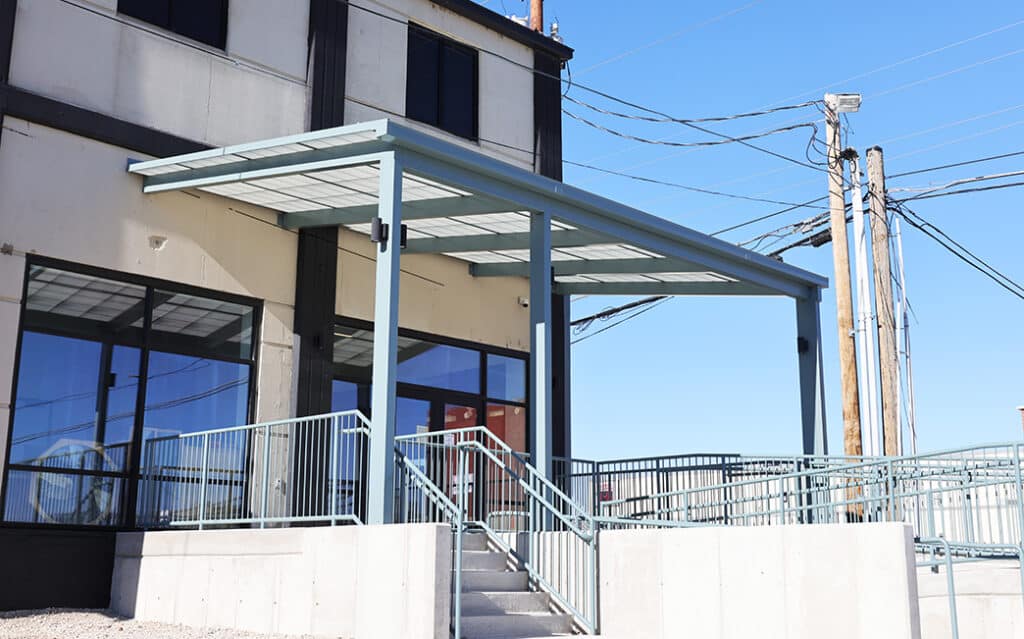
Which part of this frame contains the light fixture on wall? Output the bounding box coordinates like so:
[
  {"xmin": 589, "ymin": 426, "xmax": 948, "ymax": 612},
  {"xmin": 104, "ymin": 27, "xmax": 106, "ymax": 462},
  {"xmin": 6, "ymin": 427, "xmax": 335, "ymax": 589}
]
[
  {"xmin": 148, "ymin": 235, "xmax": 168, "ymax": 251},
  {"xmin": 517, "ymin": 296, "xmax": 529, "ymax": 308}
]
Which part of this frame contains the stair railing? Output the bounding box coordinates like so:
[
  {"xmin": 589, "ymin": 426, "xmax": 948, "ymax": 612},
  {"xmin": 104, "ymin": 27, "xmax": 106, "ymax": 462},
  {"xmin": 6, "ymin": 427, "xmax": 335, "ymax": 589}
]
[{"xmin": 395, "ymin": 426, "xmax": 598, "ymax": 634}]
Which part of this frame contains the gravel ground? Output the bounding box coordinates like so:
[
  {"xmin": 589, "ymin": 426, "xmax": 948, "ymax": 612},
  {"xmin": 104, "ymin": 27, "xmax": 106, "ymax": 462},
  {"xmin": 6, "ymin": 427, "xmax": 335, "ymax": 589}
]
[{"xmin": 0, "ymin": 609, "xmax": 316, "ymax": 639}]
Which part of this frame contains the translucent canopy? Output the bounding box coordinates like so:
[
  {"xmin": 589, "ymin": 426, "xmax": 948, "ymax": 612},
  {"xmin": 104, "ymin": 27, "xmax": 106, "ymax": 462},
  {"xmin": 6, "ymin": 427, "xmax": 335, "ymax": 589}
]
[{"xmin": 129, "ymin": 119, "xmax": 827, "ymax": 299}]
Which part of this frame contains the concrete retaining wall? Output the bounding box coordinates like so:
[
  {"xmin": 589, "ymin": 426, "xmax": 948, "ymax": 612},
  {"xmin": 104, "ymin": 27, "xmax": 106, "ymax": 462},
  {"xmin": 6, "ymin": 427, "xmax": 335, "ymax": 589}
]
[
  {"xmin": 918, "ymin": 560, "xmax": 1024, "ymax": 639},
  {"xmin": 110, "ymin": 524, "xmax": 451, "ymax": 639},
  {"xmin": 598, "ymin": 523, "xmax": 922, "ymax": 639}
]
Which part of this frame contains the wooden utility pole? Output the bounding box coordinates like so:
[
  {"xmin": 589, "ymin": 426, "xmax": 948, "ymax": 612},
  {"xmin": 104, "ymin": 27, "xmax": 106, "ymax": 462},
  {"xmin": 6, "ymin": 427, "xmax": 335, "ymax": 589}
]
[
  {"xmin": 867, "ymin": 146, "xmax": 900, "ymax": 455},
  {"xmin": 824, "ymin": 94, "xmax": 863, "ymax": 457},
  {"xmin": 530, "ymin": 0, "xmax": 543, "ymax": 31}
]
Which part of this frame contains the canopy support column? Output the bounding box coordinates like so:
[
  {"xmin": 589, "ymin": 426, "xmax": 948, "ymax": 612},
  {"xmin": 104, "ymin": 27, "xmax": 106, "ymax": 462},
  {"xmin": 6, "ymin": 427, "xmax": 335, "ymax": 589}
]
[
  {"xmin": 530, "ymin": 211, "xmax": 554, "ymax": 487},
  {"xmin": 366, "ymin": 152, "xmax": 402, "ymax": 525},
  {"xmin": 796, "ymin": 291, "xmax": 828, "ymax": 456}
]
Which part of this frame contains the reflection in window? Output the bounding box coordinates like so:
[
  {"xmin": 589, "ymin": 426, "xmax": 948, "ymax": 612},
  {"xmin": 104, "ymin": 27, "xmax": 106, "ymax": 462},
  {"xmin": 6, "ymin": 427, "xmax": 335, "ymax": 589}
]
[
  {"xmin": 3, "ymin": 261, "xmax": 258, "ymax": 527},
  {"xmin": 150, "ymin": 290, "xmax": 255, "ymax": 360},
  {"xmin": 3, "ymin": 469, "xmax": 123, "ymax": 525},
  {"xmin": 143, "ymin": 351, "xmax": 249, "ymax": 437},
  {"xmin": 333, "ymin": 325, "xmax": 482, "ymax": 393},
  {"xmin": 398, "ymin": 341, "xmax": 479, "ymax": 393},
  {"xmin": 487, "ymin": 403, "xmax": 526, "ymax": 452},
  {"xmin": 24, "ymin": 265, "xmax": 146, "ymax": 342},
  {"xmin": 9, "ymin": 332, "xmax": 103, "ymax": 470},
  {"xmin": 487, "ymin": 354, "xmax": 526, "ymax": 403},
  {"xmin": 331, "ymin": 380, "xmax": 360, "ymax": 413}
]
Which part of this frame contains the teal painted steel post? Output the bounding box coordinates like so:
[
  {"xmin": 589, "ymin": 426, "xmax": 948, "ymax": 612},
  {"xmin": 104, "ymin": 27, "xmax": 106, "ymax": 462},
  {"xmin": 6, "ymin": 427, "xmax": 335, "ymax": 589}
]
[
  {"xmin": 795, "ymin": 292, "xmax": 828, "ymax": 456},
  {"xmin": 530, "ymin": 211, "xmax": 553, "ymax": 527},
  {"xmin": 454, "ymin": 445, "xmax": 466, "ymax": 639},
  {"xmin": 366, "ymin": 152, "xmax": 403, "ymax": 525},
  {"xmin": 330, "ymin": 414, "xmax": 339, "ymax": 525},
  {"xmin": 260, "ymin": 424, "xmax": 271, "ymax": 528},
  {"xmin": 198, "ymin": 433, "xmax": 210, "ymax": 530}
]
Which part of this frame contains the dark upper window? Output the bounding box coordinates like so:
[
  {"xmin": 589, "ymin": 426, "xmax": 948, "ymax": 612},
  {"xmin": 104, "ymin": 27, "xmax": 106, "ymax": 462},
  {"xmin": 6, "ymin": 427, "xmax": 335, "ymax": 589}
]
[
  {"xmin": 118, "ymin": 0, "xmax": 229, "ymax": 50},
  {"xmin": 406, "ymin": 24, "xmax": 479, "ymax": 140}
]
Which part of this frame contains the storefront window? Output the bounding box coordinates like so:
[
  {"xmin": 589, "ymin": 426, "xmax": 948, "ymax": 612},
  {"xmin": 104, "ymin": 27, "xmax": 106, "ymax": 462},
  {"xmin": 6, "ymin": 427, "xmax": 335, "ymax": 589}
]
[
  {"xmin": 486, "ymin": 354, "xmax": 526, "ymax": 403},
  {"xmin": 331, "ymin": 319, "xmax": 528, "ymax": 452},
  {"xmin": 2, "ymin": 260, "xmax": 258, "ymax": 526}
]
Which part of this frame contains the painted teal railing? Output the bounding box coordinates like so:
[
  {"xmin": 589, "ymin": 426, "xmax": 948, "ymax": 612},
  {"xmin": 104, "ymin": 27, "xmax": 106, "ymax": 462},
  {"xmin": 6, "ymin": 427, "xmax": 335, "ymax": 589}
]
[
  {"xmin": 395, "ymin": 426, "xmax": 599, "ymax": 635},
  {"xmin": 138, "ymin": 410, "xmax": 371, "ymax": 528}
]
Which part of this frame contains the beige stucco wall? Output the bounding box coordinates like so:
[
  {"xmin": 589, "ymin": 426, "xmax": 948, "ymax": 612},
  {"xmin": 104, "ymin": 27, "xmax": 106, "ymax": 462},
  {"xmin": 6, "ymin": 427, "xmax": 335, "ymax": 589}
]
[
  {"xmin": 7, "ymin": 0, "xmax": 310, "ymax": 147},
  {"xmin": 0, "ymin": 118, "xmax": 298, "ymax": 490},
  {"xmin": 345, "ymin": 0, "xmax": 536, "ymax": 170},
  {"xmin": 337, "ymin": 228, "xmax": 531, "ymax": 351}
]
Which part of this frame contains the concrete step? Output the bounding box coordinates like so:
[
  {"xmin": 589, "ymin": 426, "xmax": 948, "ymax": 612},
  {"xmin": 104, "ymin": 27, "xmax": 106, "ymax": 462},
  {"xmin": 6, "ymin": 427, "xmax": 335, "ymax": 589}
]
[
  {"xmin": 461, "ymin": 569, "xmax": 529, "ymax": 592},
  {"xmin": 462, "ymin": 550, "xmax": 509, "ymax": 571},
  {"xmin": 460, "ymin": 612, "xmax": 573, "ymax": 639},
  {"xmin": 462, "ymin": 591, "xmax": 551, "ymax": 615},
  {"xmin": 461, "ymin": 533, "xmax": 489, "ymax": 551}
]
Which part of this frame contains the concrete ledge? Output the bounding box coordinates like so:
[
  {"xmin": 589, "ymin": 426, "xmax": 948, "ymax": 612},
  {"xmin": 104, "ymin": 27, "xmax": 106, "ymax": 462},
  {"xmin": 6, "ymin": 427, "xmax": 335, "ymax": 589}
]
[
  {"xmin": 111, "ymin": 524, "xmax": 451, "ymax": 639},
  {"xmin": 598, "ymin": 523, "xmax": 922, "ymax": 639}
]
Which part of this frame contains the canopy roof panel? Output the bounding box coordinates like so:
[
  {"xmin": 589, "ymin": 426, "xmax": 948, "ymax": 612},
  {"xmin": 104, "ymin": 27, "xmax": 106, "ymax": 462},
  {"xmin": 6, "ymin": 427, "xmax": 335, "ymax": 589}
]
[{"xmin": 128, "ymin": 119, "xmax": 827, "ymax": 299}]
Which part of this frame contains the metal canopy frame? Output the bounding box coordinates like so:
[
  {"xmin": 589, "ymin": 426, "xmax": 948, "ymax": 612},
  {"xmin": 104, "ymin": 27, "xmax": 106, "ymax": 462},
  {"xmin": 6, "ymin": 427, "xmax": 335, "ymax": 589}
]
[{"xmin": 128, "ymin": 118, "xmax": 830, "ymax": 525}]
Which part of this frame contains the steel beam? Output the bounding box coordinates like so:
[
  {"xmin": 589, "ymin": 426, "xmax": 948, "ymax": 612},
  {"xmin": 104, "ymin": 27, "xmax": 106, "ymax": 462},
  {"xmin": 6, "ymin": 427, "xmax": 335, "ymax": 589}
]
[
  {"xmin": 403, "ymin": 228, "xmax": 610, "ymax": 255},
  {"xmin": 796, "ymin": 292, "xmax": 828, "ymax": 455},
  {"xmin": 140, "ymin": 148, "xmax": 391, "ymax": 194},
  {"xmin": 471, "ymin": 257, "xmax": 708, "ymax": 278},
  {"xmin": 552, "ymin": 281, "xmax": 780, "ymax": 296},
  {"xmin": 279, "ymin": 193, "xmax": 522, "ymax": 229},
  {"xmin": 365, "ymin": 151, "xmax": 402, "ymax": 524},
  {"xmin": 530, "ymin": 211, "xmax": 553, "ymax": 488}
]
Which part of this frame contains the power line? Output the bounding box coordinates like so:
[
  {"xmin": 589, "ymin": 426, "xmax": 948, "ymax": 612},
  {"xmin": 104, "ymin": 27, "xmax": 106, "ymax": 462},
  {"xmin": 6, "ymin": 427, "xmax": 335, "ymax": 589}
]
[
  {"xmin": 889, "ymin": 149, "xmax": 1024, "ymax": 179},
  {"xmin": 709, "ymin": 195, "xmax": 831, "ymax": 236},
  {"xmin": 890, "ymin": 169, "xmax": 1024, "ymax": 196},
  {"xmin": 563, "ymin": 94, "xmax": 820, "ymax": 125},
  {"xmin": 866, "ymin": 46, "xmax": 1024, "ymax": 101},
  {"xmin": 571, "ymin": 295, "xmax": 666, "ymax": 329},
  {"xmin": 575, "ymin": 1, "xmax": 765, "ymax": 74},
  {"xmin": 563, "ymin": 160, "xmax": 822, "ymax": 208},
  {"xmin": 888, "ymin": 200, "xmax": 1024, "ymax": 301},
  {"xmin": 571, "ymin": 298, "xmax": 672, "ymax": 344},
  {"xmin": 563, "ymin": 108, "xmax": 818, "ymax": 149},
  {"xmin": 761, "ymin": 18, "xmax": 1024, "ymax": 108},
  {"xmin": 894, "ymin": 179, "xmax": 1024, "ymax": 202}
]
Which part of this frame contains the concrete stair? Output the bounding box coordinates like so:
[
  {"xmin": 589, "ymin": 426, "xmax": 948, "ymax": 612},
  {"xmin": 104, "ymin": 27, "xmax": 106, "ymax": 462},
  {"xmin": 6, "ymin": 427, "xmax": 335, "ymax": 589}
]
[{"xmin": 456, "ymin": 533, "xmax": 575, "ymax": 639}]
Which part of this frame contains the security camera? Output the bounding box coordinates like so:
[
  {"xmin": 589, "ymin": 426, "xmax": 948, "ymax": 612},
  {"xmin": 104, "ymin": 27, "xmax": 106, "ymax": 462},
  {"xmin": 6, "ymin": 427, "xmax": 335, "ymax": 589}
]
[
  {"xmin": 517, "ymin": 296, "xmax": 529, "ymax": 308},
  {"xmin": 148, "ymin": 235, "xmax": 168, "ymax": 251}
]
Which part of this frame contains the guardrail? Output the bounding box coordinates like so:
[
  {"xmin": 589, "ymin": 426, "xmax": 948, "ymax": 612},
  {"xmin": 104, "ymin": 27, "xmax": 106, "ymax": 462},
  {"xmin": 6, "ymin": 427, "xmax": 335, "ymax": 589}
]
[
  {"xmin": 395, "ymin": 426, "xmax": 598, "ymax": 635},
  {"xmin": 597, "ymin": 443, "xmax": 1024, "ymax": 543},
  {"xmin": 138, "ymin": 410, "xmax": 370, "ymax": 528}
]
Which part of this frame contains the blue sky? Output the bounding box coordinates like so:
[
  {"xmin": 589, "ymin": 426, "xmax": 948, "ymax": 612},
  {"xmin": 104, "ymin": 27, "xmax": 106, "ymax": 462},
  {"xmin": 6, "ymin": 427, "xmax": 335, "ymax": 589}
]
[{"xmin": 497, "ymin": 1, "xmax": 1024, "ymax": 458}]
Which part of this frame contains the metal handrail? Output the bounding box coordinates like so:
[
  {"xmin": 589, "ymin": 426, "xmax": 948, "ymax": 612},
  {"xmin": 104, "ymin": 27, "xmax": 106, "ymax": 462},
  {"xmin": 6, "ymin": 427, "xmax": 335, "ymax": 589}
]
[{"xmin": 395, "ymin": 427, "xmax": 599, "ymax": 634}]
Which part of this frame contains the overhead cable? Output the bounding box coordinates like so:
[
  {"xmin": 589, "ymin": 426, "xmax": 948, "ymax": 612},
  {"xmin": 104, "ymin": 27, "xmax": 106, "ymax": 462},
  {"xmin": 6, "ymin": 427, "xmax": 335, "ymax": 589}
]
[{"xmin": 563, "ymin": 160, "xmax": 823, "ymax": 208}]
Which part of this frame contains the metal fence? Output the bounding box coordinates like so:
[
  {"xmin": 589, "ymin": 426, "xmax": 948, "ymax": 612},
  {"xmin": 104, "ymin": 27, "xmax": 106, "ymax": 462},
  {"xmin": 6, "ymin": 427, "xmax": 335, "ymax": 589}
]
[
  {"xmin": 595, "ymin": 443, "xmax": 1024, "ymax": 548},
  {"xmin": 138, "ymin": 410, "xmax": 370, "ymax": 528}
]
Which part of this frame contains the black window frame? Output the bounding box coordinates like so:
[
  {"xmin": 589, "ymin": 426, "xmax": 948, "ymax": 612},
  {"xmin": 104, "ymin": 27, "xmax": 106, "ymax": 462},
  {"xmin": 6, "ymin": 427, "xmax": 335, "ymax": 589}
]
[
  {"xmin": 331, "ymin": 315, "xmax": 528, "ymax": 443},
  {"xmin": 0, "ymin": 256, "xmax": 262, "ymax": 530},
  {"xmin": 117, "ymin": 0, "xmax": 230, "ymax": 51},
  {"xmin": 405, "ymin": 23, "xmax": 480, "ymax": 141}
]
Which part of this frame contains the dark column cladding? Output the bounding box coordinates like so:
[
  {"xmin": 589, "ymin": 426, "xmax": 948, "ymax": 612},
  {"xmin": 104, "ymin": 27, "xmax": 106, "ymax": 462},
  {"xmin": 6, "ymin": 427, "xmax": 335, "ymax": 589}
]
[
  {"xmin": 294, "ymin": 0, "xmax": 348, "ymax": 416},
  {"xmin": 0, "ymin": 526, "xmax": 115, "ymax": 611},
  {"xmin": 1, "ymin": 0, "xmax": 20, "ymax": 149},
  {"xmin": 534, "ymin": 50, "xmax": 571, "ymax": 460}
]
